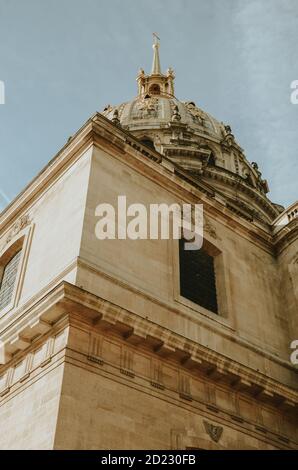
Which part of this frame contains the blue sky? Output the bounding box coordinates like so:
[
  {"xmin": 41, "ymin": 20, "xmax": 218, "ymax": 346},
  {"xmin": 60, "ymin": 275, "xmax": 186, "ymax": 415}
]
[{"xmin": 0, "ymin": 0, "xmax": 297, "ymax": 210}]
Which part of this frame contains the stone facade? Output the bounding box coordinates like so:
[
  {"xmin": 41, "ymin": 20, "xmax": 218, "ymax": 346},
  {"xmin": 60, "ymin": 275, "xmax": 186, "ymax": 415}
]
[{"xmin": 0, "ymin": 42, "xmax": 297, "ymax": 449}]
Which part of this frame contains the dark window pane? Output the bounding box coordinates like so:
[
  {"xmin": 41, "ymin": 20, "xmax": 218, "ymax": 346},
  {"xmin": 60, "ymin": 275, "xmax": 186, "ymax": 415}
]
[
  {"xmin": 179, "ymin": 239, "xmax": 218, "ymax": 314},
  {"xmin": 0, "ymin": 251, "xmax": 22, "ymax": 310},
  {"xmin": 140, "ymin": 138, "xmax": 155, "ymax": 150}
]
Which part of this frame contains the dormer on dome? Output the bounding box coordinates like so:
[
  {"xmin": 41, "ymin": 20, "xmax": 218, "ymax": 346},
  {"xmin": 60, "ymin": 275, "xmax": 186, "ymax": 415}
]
[{"xmin": 136, "ymin": 34, "xmax": 175, "ymax": 98}]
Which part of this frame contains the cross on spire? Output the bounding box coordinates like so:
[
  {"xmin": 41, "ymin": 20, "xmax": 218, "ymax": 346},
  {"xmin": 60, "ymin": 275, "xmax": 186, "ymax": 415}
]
[{"xmin": 153, "ymin": 32, "xmax": 160, "ymax": 44}]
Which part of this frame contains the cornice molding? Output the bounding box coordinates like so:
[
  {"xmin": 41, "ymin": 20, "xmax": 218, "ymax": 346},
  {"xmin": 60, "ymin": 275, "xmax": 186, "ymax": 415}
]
[
  {"xmin": 273, "ymin": 218, "xmax": 298, "ymax": 255},
  {"xmin": 203, "ymin": 167, "xmax": 279, "ymax": 221},
  {"xmin": 0, "ymin": 281, "xmax": 297, "ymax": 412},
  {"xmin": 0, "ymin": 113, "xmax": 292, "ymax": 256}
]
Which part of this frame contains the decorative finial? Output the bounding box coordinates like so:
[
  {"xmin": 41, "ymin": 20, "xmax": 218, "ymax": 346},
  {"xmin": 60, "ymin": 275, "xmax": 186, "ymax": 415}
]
[
  {"xmin": 112, "ymin": 109, "xmax": 120, "ymax": 126},
  {"xmin": 224, "ymin": 124, "xmax": 232, "ymax": 135},
  {"xmin": 151, "ymin": 32, "xmax": 161, "ymax": 75}
]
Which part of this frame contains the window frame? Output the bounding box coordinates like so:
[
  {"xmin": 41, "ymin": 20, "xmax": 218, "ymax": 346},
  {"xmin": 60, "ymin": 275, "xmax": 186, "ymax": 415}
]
[
  {"xmin": 172, "ymin": 230, "xmax": 235, "ymax": 330},
  {"xmin": 0, "ymin": 220, "xmax": 33, "ymax": 317},
  {"xmin": 0, "ymin": 249, "xmax": 23, "ymax": 311},
  {"xmin": 179, "ymin": 237, "xmax": 219, "ymax": 314}
]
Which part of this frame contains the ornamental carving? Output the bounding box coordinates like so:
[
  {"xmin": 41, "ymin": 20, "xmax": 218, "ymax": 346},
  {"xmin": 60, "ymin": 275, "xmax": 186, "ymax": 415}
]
[
  {"xmin": 1, "ymin": 214, "xmax": 31, "ymax": 252},
  {"xmin": 251, "ymin": 162, "xmax": 269, "ymax": 194},
  {"xmin": 204, "ymin": 217, "xmax": 218, "ymax": 240},
  {"xmin": 135, "ymin": 97, "xmax": 159, "ymax": 119},
  {"xmin": 102, "ymin": 103, "xmax": 125, "ymax": 120},
  {"xmin": 102, "ymin": 104, "xmax": 112, "ymax": 114},
  {"xmin": 203, "ymin": 420, "xmax": 223, "ymax": 443},
  {"xmin": 220, "ymin": 123, "xmax": 236, "ymax": 148},
  {"xmin": 184, "ymin": 101, "xmax": 204, "ymax": 125}
]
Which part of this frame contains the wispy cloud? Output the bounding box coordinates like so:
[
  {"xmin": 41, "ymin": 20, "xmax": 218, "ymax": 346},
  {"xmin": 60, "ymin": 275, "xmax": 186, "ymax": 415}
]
[
  {"xmin": 0, "ymin": 0, "xmax": 296, "ymax": 207},
  {"xmin": 0, "ymin": 189, "xmax": 10, "ymax": 209},
  {"xmin": 231, "ymin": 0, "xmax": 298, "ymax": 205}
]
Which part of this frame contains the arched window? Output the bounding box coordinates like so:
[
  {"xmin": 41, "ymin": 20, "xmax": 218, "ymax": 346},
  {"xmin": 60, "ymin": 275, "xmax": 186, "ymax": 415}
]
[
  {"xmin": 208, "ymin": 152, "xmax": 216, "ymax": 166},
  {"xmin": 140, "ymin": 137, "xmax": 155, "ymax": 150},
  {"xmin": 0, "ymin": 250, "xmax": 22, "ymax": 310},
  {"xmin": 149, "ymin": 84, "xmax": 160, "ymax": 95},
  {"xmin": 179, "ymin": 238, "xmax": 218, "ymax": 314}
]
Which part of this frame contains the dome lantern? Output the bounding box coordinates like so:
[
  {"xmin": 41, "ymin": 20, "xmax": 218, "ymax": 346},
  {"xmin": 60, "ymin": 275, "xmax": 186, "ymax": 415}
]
[
  {"xmin": 102, "ymin": 38, "xmax": 282, "ymax": 224},
  {"xmin": 136, "ymin": 34, "xmax": 175, "ymax": 98}
]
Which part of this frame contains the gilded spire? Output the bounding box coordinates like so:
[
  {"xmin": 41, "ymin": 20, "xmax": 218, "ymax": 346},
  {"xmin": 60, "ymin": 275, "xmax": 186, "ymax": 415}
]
[
  {"xmin": 151, "ymin": 33, "xmax": 161, "ymax": 75},
  {"xmin": 136, "ymin": 35, "xmax": 175, "ymax": 97}
]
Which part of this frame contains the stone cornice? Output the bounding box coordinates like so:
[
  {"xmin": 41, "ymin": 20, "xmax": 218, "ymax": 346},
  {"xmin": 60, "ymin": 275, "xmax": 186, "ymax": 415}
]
[
  {"xmin": 203, "ymin": 167, "xmax": 279, "ymax": 221},
  {"xmin": 97, "ymin": 125, "xmax": 276, "ymax": 252},
  {"xmin": 273, "ymin": 218, "xmax": 298, "ymax": 255},
  {"xmin": 0, "ymin": 281, "xmax": 297, "ymax": 412},
  {"xmin": 0, "ymin": 113, "xmax": 289, "ymax": 256}
]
